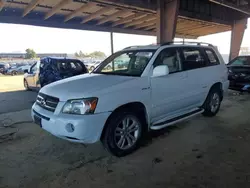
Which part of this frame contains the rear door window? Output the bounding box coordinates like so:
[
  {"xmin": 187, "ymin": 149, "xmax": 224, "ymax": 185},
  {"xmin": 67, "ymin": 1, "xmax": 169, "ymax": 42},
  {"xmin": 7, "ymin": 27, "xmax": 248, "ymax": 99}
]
[{"xmin": 180, "ymin": 48, "xmax": 206, "ymax": 71}]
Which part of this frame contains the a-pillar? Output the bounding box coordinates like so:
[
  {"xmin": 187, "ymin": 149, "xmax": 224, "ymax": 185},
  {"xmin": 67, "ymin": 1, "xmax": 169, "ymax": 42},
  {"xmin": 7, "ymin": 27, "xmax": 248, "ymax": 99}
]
[
  {"xmin": 156, "ymin": 0, "xmax": 180, "ymax": 44},
  {"xmin": 229, "ymin": 18, "xmax": 247, "ymax": 60}
]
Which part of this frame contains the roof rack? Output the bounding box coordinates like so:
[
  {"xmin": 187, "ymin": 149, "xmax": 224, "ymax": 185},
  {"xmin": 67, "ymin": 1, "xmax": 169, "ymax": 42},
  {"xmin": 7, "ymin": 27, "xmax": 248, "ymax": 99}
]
[
  {"xmin": 161, "ymin": 41, "xmax": 214, "ymax": 47},
  {"xmin": 123, "ymin": 45, "xmax": 144, "ymax": 50},
  {"xmin": 123, "ymin": 43, "xmax": 158, "ymax": 50}
]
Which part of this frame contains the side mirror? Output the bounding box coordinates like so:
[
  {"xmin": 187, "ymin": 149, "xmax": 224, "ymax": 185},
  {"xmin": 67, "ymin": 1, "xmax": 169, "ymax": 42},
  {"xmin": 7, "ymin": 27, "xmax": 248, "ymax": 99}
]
[
  {"xmin": 24, "ymin": 69, "xmax": 28, "ymax": 73},
  {"xmin": 152, "ymin": 65, "xmax": 169, "ymax": 77}
]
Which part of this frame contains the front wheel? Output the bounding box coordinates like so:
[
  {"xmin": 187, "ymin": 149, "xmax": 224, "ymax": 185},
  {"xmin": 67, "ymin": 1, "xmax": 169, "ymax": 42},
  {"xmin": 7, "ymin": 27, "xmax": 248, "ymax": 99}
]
[
  {"xmin": 202, "ymin": 88, "xmax": 222, "ymax": 117},
  {"xmin": 102, "ymin": 111, "xmax": 143, "ymax": 157}
]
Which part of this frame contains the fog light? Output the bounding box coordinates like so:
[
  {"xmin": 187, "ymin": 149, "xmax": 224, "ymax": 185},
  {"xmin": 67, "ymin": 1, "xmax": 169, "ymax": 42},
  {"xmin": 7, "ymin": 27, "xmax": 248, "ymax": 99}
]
[{"xmin": 65, "ymin": 123, "xmax": 75, "ymax": 133}]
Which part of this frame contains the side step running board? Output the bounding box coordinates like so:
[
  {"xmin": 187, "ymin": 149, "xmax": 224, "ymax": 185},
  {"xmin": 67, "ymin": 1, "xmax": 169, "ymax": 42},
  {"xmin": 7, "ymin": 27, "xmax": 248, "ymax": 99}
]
[{"xmin": 150, "ymin": 108, "xmax": 204, "ymax": 130}]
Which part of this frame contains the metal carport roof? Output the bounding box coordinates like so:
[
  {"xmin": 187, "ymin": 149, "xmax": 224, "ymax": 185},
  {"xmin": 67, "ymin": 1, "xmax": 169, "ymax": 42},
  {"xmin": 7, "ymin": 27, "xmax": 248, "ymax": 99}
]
[{"xmin": 0, "ymin": 0, "xmax": 249, "ymax": 38}]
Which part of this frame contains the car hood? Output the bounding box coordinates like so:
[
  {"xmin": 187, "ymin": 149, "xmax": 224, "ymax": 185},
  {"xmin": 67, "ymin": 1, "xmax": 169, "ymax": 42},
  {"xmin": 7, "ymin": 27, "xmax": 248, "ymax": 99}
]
[{"xmin": 40, "ymin": 73, "xmax": 136, "ymax": 101}]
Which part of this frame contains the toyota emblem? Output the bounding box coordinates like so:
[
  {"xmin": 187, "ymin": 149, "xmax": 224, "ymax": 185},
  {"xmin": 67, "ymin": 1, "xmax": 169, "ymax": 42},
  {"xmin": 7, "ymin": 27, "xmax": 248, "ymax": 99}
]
[{"xmin": 40, "ymin": 98, "xmax": 46, "ymax": 106}]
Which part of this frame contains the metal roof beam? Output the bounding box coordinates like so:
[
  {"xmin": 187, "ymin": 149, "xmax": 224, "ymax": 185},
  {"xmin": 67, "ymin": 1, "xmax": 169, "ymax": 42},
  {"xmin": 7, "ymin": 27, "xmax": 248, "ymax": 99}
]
[
  {"xmin": 44, "ymin": 0, "xmax": 72, "ymax": 20},
  {"xmin": 81, "ymin": 6, "xmax": 114, "ymax": 24},
  {"xmin": 64, "ymin": 2, "xmax": 96, "ymax": 22},
  {"xmin": 22, "ymin": 0, "xmax": 43, "ymax": 17}
]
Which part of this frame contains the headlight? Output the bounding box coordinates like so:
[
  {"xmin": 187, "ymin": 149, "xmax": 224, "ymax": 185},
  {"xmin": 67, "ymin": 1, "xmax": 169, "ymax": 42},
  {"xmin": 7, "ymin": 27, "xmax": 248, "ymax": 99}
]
[
  {"xmin": 62, "ymin": 98, "xmax": 98, "ymax": 115},
  {"xmin": 228, "ymin": 69, "xmax": 233, "ymax": 74}
]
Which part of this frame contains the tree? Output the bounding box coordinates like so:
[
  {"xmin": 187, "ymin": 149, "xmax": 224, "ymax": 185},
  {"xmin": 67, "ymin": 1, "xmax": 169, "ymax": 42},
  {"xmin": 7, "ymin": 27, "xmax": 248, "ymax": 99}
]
[
  {"xmin": 74, "ymin": 52, "xmax": 80, "ymax": 57},
  {"xmin": 79, "ymin": 50, "xmax": 85, "ymax": 57},
  {"xmin": 25, "ymin": 48, "xmax": 37, "ymax": 59},
  {"xmin": 89, "ymin": 51, "xmax": 106, "ymax": 58}
]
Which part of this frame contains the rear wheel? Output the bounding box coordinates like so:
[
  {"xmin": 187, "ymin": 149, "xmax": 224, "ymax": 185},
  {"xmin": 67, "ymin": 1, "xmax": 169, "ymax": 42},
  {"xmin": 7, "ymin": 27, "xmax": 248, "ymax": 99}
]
[
  {"xmin": 102, "ymin": 111, "xmax": 143, "ymax": 157},
  {"xmin": 202, "ymin": 88, "xmax": 222, "ymax": 117},
  {"xmin": 11, "ymin": 71, "xmax": 17, "ymax": 76},
  {"xmin": 24, "ymin": 79, "xmax": 30, "ymax": 90}
]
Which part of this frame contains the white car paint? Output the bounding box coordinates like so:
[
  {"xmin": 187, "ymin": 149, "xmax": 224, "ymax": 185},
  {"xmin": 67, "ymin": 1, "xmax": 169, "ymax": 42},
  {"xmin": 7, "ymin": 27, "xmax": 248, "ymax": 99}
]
[{"xmin": 31, "ymin": 44, "xmax": 229, "ymax": 144}]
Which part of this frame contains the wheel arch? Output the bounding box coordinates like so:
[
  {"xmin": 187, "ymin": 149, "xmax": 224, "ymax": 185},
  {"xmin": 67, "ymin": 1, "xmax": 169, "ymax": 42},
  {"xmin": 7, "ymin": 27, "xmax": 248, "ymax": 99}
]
[
  {"xmin": 100, "ymin": 102, "xmax": 149, "ymax": 141},
  {"xmin": 210, "ymin": 82, "xmax": 223, "ymax": 100}
]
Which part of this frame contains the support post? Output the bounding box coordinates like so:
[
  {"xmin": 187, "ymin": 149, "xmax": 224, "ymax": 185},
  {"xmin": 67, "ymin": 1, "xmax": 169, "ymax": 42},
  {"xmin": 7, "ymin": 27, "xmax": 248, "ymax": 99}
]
[
  {"xmin": 110, "ymin": 31, "xmax": 114, "ymax": 54},
  {"xmin": 156, "ymin": 0, "xmax": 179, "ymax": 44},
  {"xmin": 110, "ymin": 31, "xmax": 114, "ymax": 71},
  {"xmin": 229, "ymin": 18, "xmax": 247, "ymax": 61}
]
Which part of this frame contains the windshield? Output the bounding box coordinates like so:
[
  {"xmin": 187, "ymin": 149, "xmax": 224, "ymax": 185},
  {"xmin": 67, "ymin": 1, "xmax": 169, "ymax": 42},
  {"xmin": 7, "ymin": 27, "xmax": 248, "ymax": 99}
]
[
  {"xmin": 93, "ymin": 50, "xmax": 156, "ymax": 77},
  {"xmin": 228, "ymin": 56, "xmax": 250, "ymax": 66}
]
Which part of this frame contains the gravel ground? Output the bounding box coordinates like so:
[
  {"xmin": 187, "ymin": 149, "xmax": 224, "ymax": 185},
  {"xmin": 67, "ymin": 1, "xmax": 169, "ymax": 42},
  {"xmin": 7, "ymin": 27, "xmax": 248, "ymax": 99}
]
[{"xmin": 1, "ymin": 91, "xmax": 250, "ymax": 188}]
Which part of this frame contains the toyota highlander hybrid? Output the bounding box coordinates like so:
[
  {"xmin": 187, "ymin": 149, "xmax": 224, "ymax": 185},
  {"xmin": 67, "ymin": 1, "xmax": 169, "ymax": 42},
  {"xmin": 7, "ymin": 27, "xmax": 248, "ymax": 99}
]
[{"xmin": 32, "ymin": 42, "xmax": 229, "ymax": 156}]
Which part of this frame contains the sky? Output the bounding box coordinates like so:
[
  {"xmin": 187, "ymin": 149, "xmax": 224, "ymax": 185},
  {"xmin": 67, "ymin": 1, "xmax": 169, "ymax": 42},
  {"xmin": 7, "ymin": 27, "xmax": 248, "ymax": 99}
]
[{"xmin": 0, "ymin": 19, "xmax": 249, "ymax": 56}]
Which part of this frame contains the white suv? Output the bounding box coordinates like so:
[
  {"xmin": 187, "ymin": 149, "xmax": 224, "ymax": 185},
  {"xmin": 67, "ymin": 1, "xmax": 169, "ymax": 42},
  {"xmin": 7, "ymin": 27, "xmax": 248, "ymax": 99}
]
[{"xmin": 31, "ymin": 42, "xmax": 229, "ymax": 156}]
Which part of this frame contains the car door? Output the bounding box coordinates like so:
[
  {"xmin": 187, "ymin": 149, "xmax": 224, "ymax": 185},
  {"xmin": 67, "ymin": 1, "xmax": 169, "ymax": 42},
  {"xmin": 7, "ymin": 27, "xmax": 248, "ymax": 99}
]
[
  {"xmin": 179, "ymin": 47, "xmax": 210, "ymax": 107},
  {"xmin": 150, "ymin": 47, "xmax": 190, "ymax": 123},
  {"xmin": 26, "ymin": 63, "xmax": 38, "ymax": 88}
]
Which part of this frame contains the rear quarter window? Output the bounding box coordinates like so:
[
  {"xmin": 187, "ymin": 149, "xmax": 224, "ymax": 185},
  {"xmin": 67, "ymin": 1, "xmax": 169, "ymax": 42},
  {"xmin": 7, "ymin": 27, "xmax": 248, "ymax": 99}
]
[{"xmin": 205, "ymin": 49, "xmax": 220, "ymax": 66}]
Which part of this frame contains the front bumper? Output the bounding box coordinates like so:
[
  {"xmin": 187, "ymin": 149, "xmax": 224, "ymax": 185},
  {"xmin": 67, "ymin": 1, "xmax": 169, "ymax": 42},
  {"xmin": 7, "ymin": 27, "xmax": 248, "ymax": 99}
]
[
  {"xmin": 229, "ymin": 80, "xmax": 250, "ymax": 91},
  {"xmin": 31, "ymin": 103, "xmax": 111, "ymax": 144}
]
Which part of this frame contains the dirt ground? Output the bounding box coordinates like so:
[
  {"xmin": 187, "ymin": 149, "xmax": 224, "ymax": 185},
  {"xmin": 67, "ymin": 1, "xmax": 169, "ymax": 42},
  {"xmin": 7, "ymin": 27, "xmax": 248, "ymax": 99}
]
[
  {"xmin": 1, "ymin": 76, "xmax": 250, "ymax": 188},
  {"xmin": 0, "ymin": 76, "xmax": 37, "ymax": 114}
]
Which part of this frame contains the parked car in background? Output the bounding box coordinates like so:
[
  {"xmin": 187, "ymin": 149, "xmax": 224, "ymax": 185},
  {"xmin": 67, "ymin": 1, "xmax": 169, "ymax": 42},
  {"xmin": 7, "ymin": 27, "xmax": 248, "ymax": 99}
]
[
  {"xmin": 24, "ymin": 57, "xmax": 88, "ymax": 90},
  {"xmin": 228, "ymin": 55, "xmax": 250, "ymax": 91},
  {"xmin": 84, "ymin": 60, "xmax": 102, "ymax": 71},
  {"xmin": 0, "ymin": 63, "xmax": 8, "ymax": 74},
  {"xmin": 31, "ymin": 42, "xmax": 229, "ymax": 156},
  {"xmin": 7, "ymin": 65, "xmax": 31, "ymax": 75}
]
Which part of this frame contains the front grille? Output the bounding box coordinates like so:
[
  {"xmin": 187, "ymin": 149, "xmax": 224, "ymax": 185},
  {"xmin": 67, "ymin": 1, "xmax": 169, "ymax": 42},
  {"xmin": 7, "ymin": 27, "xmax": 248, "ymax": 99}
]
[{"xmin": 36, "ymin": 92, "xmax": 59, "ymax": 112}]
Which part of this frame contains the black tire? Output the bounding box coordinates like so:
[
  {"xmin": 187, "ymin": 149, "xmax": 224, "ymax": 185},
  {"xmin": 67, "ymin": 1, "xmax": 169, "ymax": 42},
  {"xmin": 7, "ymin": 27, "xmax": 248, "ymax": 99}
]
[
  {"xmin": 202, "ymin": 88, "xmax": 222, "ymax": 117},
  {"xmin": 11, "ymin": 71, "xmax": 17, "ymax": 76},
  {"xmin": 24, "ymin": 79, "xmax": 30, "ymax": 90},
  {"xmin": 102, "ymin": 111, "xmax": 144, "ymax": 157}
]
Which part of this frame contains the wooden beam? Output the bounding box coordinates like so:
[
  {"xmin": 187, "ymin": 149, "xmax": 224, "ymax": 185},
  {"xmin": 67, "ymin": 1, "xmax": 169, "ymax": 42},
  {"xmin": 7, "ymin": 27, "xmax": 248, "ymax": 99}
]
[
  {"xmin": 97, "ymin": 10, "xmax": 131, "ymax": 25},
  {"xmin": 22, "ymin": 0, "xmax": 43, "ymax": 17},
  {"xmin": 144, "ymin": 24, "xmax": 156, "ymax": 30},
  {"xmin": 112, "ymin": 13, "xmax": 145, "ymax": 27},
  {"xmin": 64, "ymin": 2, "xmax": 96, "ymax": 22},
  {"xmin": 183, "ymin": 25, "xmax": 216, "ymax": 35},
  {"xmin": 178, "ymin": 24, "xmax": 210, "ymax": 33},
  {"xmin": 133, "ymin": 20, "xmax": 156, "ymax": 29},
  {"xmin": 123, "ymin": 14, "xmax": 155, "ymax": 28},
  {"xmin": 44, "ymin": 0, "xmax": 72, "ymax": 20},
  {"xmin": 81, "ymin": 7, "xmax": 114, "ymax": 24}
]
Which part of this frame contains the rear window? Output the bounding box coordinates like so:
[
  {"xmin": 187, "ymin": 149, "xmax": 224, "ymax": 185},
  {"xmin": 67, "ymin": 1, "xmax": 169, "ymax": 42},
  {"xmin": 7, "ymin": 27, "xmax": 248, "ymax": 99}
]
[
  {"xmin": 57, "ymin": 60, "xmax": 87, "ymax": 73},
  {"xmin": 229, "ymin": 56, "xmax": 250, "ymax": 66}
]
